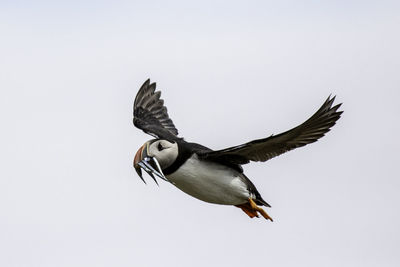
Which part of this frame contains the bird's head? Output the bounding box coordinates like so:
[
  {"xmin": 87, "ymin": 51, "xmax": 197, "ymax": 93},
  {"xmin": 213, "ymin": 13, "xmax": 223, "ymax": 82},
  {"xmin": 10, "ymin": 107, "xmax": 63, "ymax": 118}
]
[{"xmin": 133, "ymin": 139, "xmax": 178, "ymax": 184}]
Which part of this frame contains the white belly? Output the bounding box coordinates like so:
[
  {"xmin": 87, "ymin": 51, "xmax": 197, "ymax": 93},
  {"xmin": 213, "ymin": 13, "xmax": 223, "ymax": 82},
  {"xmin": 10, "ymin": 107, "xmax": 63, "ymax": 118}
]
[{"xmin": 166, "ymin": 154, "xmax": 250, "ymax": 205}]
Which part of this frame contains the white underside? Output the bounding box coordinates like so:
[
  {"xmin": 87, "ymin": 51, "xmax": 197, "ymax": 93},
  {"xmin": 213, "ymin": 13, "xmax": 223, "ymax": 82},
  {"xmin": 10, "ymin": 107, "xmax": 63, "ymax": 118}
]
[{"xmin": 166, "ymin": 154, "xmax": 250, "ymax": 205}]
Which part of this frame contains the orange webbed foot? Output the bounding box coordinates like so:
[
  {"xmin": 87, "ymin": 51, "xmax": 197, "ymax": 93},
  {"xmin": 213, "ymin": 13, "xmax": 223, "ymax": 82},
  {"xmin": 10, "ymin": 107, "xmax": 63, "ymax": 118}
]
[{"xmin": 235, "ymin": 198, "xmax": 273, "ymax": 221}]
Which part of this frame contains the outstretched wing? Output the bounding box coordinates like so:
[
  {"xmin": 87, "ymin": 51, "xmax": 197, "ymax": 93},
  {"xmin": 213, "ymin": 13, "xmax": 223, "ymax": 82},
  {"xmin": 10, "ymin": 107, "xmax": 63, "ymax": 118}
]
[
  {"xmin": 133, "ymin": 79, "xmax": 180, "ymax": 141},
  {"xmin": 198, "ymin": 96, "xmax": 343, "ymax": 165}
]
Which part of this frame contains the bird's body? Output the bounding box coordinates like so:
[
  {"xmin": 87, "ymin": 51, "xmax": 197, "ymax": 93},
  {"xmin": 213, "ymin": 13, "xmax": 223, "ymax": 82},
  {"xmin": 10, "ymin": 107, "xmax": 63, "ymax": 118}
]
[
  {"xmin": 132, "ymin": 79, "xmax": 343, "ymax": 221},
  {"xmin": 167, "ymin": 153, "xmax": 252, "ymax": 205}
]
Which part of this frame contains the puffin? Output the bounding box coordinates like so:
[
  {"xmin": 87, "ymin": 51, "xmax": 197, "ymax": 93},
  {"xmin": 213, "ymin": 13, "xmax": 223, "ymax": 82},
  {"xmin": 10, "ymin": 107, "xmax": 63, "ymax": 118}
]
[{"xmin": 133, "ymin": 79, "xmax": 343, "ymax": 221}]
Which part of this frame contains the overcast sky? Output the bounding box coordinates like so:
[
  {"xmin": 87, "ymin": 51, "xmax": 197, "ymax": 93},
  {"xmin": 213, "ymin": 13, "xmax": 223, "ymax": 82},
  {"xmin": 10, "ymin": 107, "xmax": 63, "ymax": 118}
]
[{"xmin": 1, "ymin": 1, "xmax": 399, "ymax": 266}]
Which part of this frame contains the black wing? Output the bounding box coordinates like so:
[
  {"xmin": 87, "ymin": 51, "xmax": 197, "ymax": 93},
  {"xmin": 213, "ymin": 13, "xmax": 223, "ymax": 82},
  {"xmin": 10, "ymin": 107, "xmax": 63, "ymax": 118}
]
[
  {"xmin": 198, "ymin": 96, "xmax": 343, "ymax": 165},
  {"xmin": 133, "ymin": 79, "xmax": 180, "ymax": 141}
]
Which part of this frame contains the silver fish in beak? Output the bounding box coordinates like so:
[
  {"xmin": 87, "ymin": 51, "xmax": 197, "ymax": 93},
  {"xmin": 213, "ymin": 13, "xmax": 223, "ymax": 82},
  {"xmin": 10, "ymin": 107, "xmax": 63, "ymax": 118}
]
[{"xmin": 133, "ymin": 142, "xmax": 169, "ymax": 185}]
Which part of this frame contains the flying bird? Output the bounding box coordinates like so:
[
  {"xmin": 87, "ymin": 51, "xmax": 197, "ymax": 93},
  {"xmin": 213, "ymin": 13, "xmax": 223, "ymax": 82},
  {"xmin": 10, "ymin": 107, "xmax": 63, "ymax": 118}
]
[{"xmin": 133, "ymin": 79, "xmax": 342, "ymax": 221}]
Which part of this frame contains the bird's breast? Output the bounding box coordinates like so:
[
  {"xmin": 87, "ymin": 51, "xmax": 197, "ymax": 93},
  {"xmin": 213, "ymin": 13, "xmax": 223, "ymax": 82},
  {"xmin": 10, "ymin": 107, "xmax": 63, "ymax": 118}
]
[{"xmin": 166, "ymin": 154, "xmax": 250, "ymax": 205}]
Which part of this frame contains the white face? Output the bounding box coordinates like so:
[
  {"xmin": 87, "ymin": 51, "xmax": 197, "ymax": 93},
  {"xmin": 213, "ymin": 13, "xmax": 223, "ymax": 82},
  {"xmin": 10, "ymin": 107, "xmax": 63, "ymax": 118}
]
[{"xmin": 146, "ymin": 140, "xmax": 178, "ymax": 169}]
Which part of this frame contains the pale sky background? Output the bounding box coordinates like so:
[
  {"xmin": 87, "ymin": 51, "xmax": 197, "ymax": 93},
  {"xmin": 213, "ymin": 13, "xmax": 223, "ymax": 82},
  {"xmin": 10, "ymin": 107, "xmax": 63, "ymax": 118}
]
[{"xmin": 1, "ymin": 1, "xmax": 399, "ymax": 266}]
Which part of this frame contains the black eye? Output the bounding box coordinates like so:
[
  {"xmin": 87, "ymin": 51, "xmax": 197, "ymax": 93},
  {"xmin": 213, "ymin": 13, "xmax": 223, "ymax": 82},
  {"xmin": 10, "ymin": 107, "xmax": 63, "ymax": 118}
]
[{"xmin": 157, "ymin": 142, "xmax": 164, "ymax": 151}]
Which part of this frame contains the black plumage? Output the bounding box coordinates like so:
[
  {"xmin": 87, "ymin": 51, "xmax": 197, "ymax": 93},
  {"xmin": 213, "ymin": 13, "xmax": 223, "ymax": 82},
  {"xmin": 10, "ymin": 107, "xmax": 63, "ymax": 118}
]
[
  {"xmin": 197, "ymin": 95, "xmax": 343, "ymax": 166},
  {"xmin": 133, "ymin": 79, "xmax": 180, "ymax": 142},
  {"xmin": 133, "ymin": 79, "xmax": 342, "ymax": 169}
]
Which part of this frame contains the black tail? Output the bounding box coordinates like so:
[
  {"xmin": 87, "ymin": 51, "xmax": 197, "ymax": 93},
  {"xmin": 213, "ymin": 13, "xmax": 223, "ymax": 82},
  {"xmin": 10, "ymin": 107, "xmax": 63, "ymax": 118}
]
[{"xmin": 240, "ymin": 173, "xmax": 271, "ymax": 207}]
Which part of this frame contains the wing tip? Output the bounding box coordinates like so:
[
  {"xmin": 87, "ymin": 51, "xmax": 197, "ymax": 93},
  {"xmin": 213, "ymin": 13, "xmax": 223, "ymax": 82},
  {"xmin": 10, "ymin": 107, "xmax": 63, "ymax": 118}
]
[
  {"xmin": 327, "ymin": 94, "xmax": 343, "ymax": 109},
  {"xmin": 133, "ymin": 79, "xmax": 180, "ymax": 140}
]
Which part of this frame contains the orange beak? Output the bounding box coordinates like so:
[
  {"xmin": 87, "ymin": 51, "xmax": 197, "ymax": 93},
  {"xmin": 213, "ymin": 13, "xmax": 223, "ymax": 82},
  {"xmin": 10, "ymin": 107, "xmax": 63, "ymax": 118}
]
[
  {"xmin": 134, "ymin": 143, "xmax": 147, "ymax": 184},
  {"xmin": 134, "ymin": 143, "xmax": 146, "ymax": 168}
]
